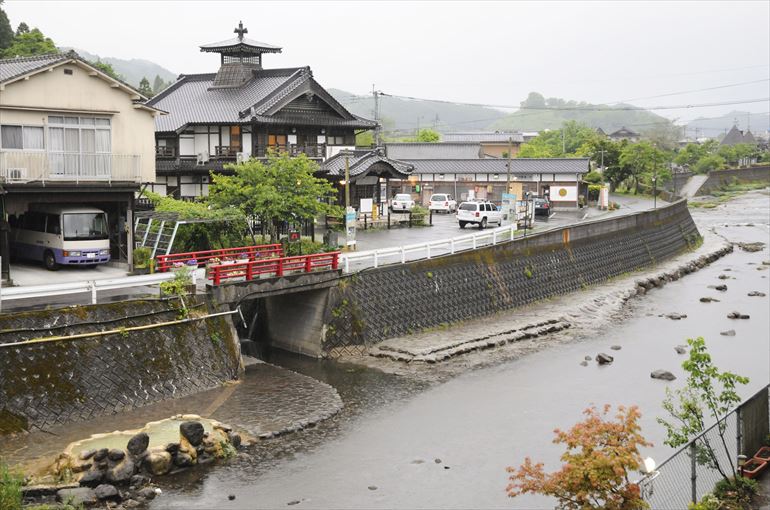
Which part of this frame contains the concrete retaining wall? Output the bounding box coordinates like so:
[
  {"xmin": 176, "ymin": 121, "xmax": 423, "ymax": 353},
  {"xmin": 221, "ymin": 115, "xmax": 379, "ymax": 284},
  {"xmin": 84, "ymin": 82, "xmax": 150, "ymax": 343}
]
[
  {"xmin": 697, "ymin": 165, "xmax": 770, "ymax": 195},
  {"xmin": 0, "ymin": 297, "xmax": 241, "ymax": 433},
  {"xmin": 322, "ymin": 200, "xmax": 700, "ymax": 355}
]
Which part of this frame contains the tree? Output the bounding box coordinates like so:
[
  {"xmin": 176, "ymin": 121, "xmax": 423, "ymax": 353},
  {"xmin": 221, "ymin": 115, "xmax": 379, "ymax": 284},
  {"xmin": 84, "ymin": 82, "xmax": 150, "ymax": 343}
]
[
  {"xmin": 658, "ymin": 337, "xmax": 749, "ymax": 482},
  {"xmin": 507, "ymin": 405, "xmax": 651, "ymax": 510},
  {"xmin": 619, "ymin": 141, "xmax": 667, "ymax": 194},
  {"xmin": 1, "ymin": 27, "xmax": 57, "ymax": 57},
  {"xmin": 138, "ymin": 77, "xmax": 154, "ymax": 98},
  {"xmin": 209, "ymin": 152, "xmax": 342, "ymax": 242},
  {"xmin": 693, "ymin": 154, "xmax": 725, "ymax": 174},
  {"xmin": 14, "ymin": 21, "xmax": 28, "ymax": 35},
  {"xmin": 0, "ymin": 2, "xmax": 13, "ymax": 52},
  {"xmin": 521, "ymin": 91, "xmax": 546, "ymax": 109},
  {"xmin": 355, "ymin": 130, "xmax": 374, "ymax": 147},
  {"xmin": 152, "ymin": 74, "xmax": 168, "ymax": 94},
  {"xmin": 416, "ymin": 128, "xmax": 440, "ymax": 142},
  {"xmin": 90, "ymin": 60, "xmax": 122, "ymax": 81},
  {"xmin": 518, "ymin": 121, "xmax": 600, "ymax": 158}
]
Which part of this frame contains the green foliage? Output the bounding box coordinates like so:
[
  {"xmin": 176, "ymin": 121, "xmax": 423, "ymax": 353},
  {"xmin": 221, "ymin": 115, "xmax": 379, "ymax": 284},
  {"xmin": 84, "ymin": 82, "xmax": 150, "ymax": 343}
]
[
  {"xmin": 133, "ymin": 246, "xmax": 152, "ymax": 268},
  {"xmin": 693, "ymin": 154, "xmax": 726, "ymax": 174},
  {"xmin": 583, "ymin": 171, "xmax": 603, "ymax": 184},
  {"xmin": 219, "ymin": 440, "xmax": 237, "ymax": 459},
  {"xmin": 89, "ymin": 60, "xmax": 123, "ymax": 81},
  {"xmin": 0, "ymin": 462, "xmax": 22, "ymax": 510},
  {"xmin": 690, "ymin": 476, "xmax": 758, "ymax": 510},
  {"xmin": 0, "ymin": 5, "xmax": 13, "ymax": 51},
  {"xmin": 138, "ymin": 76, "xmax": 154, "ymax": 98},
  {"xmin": 152, "ymin": 74, "xmax": 170, "ymax": 94},
  {"xmin": 160, "ymin": 267, "xmax": 193, "ymax": 297},
  {"xmin": 1, "ymin": 27, "xmax": 57, "ymax": 57},
  {"xmin": 587, "ymin": 184, "xmax": 602, "ymax": 201},
  {"xmin": 523, "ymin": 266, "xmax": 534, "ymax": 279},
  {"xmin": 687, "ymin": 493, "xmax": 722, "ymax": 510},
  {"xmin": 658, "ymin": 337, "xmax": 749, "ymax": 482},
  {"xmin": 410, "ymin": 205, "xmax": 429, "ymax": 225},
  {"xmin": 415, "ymin": 128, "xmax": 440, "ymax": 142},
  {"xmin": 143, "ymin": 191, "xmax": 249, "ymax": 253},
  {"xmin": 14, "ymin": 22, "xmax": 28, "ymax": 35},
  {"xmin": 210, "ymin": 152, "xmax": 342, "ymax": 242},
  {"xmin": 355, "ymin": 130, "xmax": 375, "ymax": 147},
  {"xmin": 618, "ymin": 141, "xmax": 670, "ymax": 194},
  {"xmin": 518, "ymin": 121, "xmax": 601, "ymax": 158},
  {"xmin": 284, "ymin": 238, "xmax": 330, "ymax": 256}
]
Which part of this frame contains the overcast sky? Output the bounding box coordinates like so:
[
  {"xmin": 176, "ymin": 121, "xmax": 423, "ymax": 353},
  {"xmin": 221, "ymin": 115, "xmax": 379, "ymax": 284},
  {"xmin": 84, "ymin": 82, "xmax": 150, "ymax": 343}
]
[{"xmin": 4, "ymin": 1, "xmax": 769, "ymax": 125}]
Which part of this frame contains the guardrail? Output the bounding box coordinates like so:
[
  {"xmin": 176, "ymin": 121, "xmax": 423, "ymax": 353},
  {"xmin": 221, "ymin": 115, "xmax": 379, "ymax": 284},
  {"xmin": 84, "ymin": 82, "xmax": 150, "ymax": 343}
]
[
  {"xmin": 0, "ymin": 269, "xmax": 202, "ymax": 311},
  {"xmin": 156, "ymin": 244, "xmax": 283, "ymax": 272},
  {"xmin": 340, "ymin": 224, "xmax": 521, "ymax": 273},
  {"xmin": 209, "ymin": 252, "xmax": 340, "ymax": 285},
  {"xmin": 0, "ymin": 151, "xmax": 142, "ymax": 183}
]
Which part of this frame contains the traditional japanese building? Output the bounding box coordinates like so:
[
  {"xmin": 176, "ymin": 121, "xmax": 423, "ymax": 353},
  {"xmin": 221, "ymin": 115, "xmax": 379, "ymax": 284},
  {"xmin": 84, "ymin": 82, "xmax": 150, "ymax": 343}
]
[{"xmin": 147, "ymin": 22, "xmax": 377, "ymax": 199}]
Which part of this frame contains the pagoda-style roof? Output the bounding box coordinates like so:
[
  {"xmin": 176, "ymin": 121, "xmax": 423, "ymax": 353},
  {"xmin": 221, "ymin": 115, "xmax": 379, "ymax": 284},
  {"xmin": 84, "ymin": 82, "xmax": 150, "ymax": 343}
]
[
  {"xmin": 200, "ymin": 22, "xmax": 282, "ymax": 55},
  {"xmin": 322, "ymin": 149, "xmax": 414, "ymax": 180}
]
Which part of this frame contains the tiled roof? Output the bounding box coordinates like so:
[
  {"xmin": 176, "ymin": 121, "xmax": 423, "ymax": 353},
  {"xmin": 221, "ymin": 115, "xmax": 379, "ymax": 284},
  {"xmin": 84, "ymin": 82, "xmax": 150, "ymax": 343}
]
[
  {"xmin": 399, "ymin": 158, "xmax": 590, "ymax": 175},
  {"xmin": 322, "ymin": 149, "xmax": 414, "ymax": 178},
  {"xmin": 608, "ymin": 126, "xmax": 639, "ymax": 137},
  {"xmin": 441, "ymin": 132, "xmax": 525, "ymax": 143},
  {"xmin": 148, "ymin": 68, "xmax": 305, "ymax": 132},
  {"xmin": 720, "ymin": 125, "xmax": 759, "ymax": 146},
  {"xmin": 0, "ymin": 53, "xmax": 65, "ymax": 83},
  {"xmin": 200, "ymin": 36, "xmax": 282, "ymax": 53},
  {"xmin": 385, "ymin": 142, "xmax": 482, "ymax": 160},
  {"xmin": 148, "ymin": 67, "xmax": 376, "ymax": 132}
]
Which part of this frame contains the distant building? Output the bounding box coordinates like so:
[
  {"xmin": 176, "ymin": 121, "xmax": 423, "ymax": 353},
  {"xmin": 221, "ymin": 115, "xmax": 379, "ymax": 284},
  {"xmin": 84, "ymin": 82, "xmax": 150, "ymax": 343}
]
[
  {"xmin": 0, "ymin": 51, "xmax": 162, "ymax": 279},
  {"xmin": 595, "ymin": 127, "xmax": 607, "ymax": 137},
  {"xmin": 146, "ymin": 22, "xmax": 376, "ymax": 199},
  {"xmin": 607, "ymin": 127, "xmax": 640, "ymax": 142},
  {"xmin": 384, "ymin": 142, "xmax": 482, "ymax": 160},
  {"xmin": 720, "ymin": 125, "xmax": 759, "ymax": 147},
  {"xmin": 441, "ymin": 132, "xmax": 527, "ymax": 158}
]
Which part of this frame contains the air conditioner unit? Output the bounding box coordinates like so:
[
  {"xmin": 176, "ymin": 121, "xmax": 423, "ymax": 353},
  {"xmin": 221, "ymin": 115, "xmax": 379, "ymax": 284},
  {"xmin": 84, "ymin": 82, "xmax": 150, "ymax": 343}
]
[
  {"xmin": 196, "ymin": 151, "xmax": 210, "ymax": 165},
  {"xmin": 6, "ymin": 167, "xmax": 28, "ymax": 182},
  {"xmin": 236, "ymin": 152, "xmax": 245, "ymax": 164}
]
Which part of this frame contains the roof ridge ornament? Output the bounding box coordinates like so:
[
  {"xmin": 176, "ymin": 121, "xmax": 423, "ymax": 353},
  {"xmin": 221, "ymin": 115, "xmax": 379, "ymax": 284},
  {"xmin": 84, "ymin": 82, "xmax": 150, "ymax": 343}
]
[{"xmin": 234, "ymin": 21, "xmax": 248, "ymax": 41}]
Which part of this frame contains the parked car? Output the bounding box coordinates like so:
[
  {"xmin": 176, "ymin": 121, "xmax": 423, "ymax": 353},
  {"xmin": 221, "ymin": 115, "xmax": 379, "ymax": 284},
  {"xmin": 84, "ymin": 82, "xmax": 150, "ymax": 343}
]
[
  {"xmin": 428, "ymin": 193, "xmax": 457, "ymax": 213},
  {"xmin": 456, "ymin": 201, "xmax": 503, "ymax": 229},
  {"xmin": 390, "ymin": 193, "xmax": 415, "ymax": 212},
  {"xmin": 534, "ymin": 197, "xmax": 551, "ymax": 217}
]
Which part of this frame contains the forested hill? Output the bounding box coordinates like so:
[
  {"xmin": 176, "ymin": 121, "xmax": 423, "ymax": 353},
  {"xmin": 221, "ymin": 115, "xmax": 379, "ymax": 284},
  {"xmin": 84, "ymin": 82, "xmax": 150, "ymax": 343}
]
[
  {"xmin": 489, "ymin": 92, "xmax": 672, "ymax": 133},
  {"xmin": 329, "ymin": 89, "xmax": 507, "ymax": 133},
  {"xmin": 61, "ymin": 47, "xmax": 178, "ymax": 88}
]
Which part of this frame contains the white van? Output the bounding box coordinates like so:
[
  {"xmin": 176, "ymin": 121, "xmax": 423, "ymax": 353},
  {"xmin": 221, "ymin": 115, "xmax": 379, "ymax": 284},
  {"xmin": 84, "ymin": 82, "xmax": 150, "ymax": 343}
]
[
  {"xmin": 456, "ymin": 201, "xmax": 503, "ymax": 229},
  {"xmin": 11, "ymin": 205, "xmax": 111, "ymax": 270}
]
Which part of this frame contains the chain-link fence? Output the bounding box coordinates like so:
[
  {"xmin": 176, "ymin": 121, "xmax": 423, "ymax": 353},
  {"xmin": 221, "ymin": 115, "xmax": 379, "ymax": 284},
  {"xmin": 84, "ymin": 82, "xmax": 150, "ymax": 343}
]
[{"xmin": 639, "ymin": 386, "xmax": 769, "ymax": 509}]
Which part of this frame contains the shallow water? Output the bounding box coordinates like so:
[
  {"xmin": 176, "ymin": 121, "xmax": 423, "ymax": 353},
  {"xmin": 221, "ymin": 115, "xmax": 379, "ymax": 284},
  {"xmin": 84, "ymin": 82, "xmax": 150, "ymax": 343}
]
[{"xmin": 150, "ymin": 193, "xmax": 770, "ymax": 509}]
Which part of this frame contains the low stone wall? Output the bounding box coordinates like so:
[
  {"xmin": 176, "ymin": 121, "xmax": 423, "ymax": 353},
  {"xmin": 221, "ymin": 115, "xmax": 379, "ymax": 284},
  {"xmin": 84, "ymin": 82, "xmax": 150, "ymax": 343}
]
[
  {"xmin": 323, "ymin": 200, "xmax": 700, "ymax": 355},
  {"xmin": 0, "ymin": 297, "xmax": 241, "ymax": 433},
  {"xmin": 697, "ymin": 165, "xmax": 770, "ymax": 195}
]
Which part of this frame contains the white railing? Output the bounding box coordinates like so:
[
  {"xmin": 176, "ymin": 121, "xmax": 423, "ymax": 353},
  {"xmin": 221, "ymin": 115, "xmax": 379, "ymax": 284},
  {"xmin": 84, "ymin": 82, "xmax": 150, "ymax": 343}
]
[
  {"xmin": 340, "ymin": 223, "xmax": 522, "ymax": 273},
  {"xmin": 0, "ymin": 268, "xmax": 202, "ymax": 311},
  {"xmin": 0, "ymin": 151, "xmax": 142, "ymax": 184}
]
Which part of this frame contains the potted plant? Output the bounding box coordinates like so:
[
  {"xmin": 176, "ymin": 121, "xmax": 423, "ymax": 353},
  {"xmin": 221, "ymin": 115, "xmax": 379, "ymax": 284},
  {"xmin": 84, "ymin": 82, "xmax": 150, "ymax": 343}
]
[
  {"xmin": 753, "ymin": 446, "xmax": 770, "ymax": 462},
  {"xmin": 205, "ymin": 257, "xmax": 221, "ymax": 278},
  {"xmin": 186, "ymin": 258, "xmax": 198, "ymax": 268},
  {"xmin": 132, "ymin": 247, "xmax": 152, "ymax": 275},
  {"xmin": 741, "ymin": 458, "xmax": 767, "ymax": 479}
]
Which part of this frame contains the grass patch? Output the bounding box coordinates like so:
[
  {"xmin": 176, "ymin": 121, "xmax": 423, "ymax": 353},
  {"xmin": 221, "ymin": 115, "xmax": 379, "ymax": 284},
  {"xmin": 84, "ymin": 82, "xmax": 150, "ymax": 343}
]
[{"xmin": 0, "ymin": 463, "xmax": 22, "ymax": 510}]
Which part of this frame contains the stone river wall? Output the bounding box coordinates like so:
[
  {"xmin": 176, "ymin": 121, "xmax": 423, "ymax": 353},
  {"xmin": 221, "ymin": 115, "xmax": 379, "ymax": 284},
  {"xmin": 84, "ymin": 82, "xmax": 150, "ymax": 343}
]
[
  {"xmin": 697, "ymin": 165, "xmax": 770, "ymax": 195},
  {"xmin": 0, "ymin": 297, "xmax": 241, "ymax": 433},
  {"xmin": 323, "ymin": 200, "xmax": 700, "ymax": 356}
]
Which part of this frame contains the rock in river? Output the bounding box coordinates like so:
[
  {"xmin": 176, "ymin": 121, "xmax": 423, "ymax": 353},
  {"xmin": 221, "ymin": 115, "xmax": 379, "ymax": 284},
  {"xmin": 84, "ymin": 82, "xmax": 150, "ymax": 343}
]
[
  {"xmin": 721, "ymin": 329, "xmax": 736, "ymax": 336},
  {"xmin": 180, "ymin": 421, "xmax": 205, "ymax": 447},
  {"xmin": 127, "ymin": 432, "xmax": 150, "ymax": 457},
  {"xmin": 651, "ymin": 370, "xmax": 676, "ymax": 381},
  {"xmin": 661, "ymin": 312, "xmax": 687, "ymax": 320},
  {"xmin": 610, "ymin": 345, "xmax": 622, "ymax": 350},
  {"xmin": 748, "ymin": 291, "xmax": 767, "ymax": 297},
  {"xmin": 700, "ymin": 297, "xmax": 720, "ymax": 303},
  {"xmin": 596, "ymin": 353, "xmax": 614, "ymax": 365},
  {"xmin": 708, "ymin": 284, "xmax": 728, "ymax": 291},
  {"xmin": 94, "ymin": 484, "xmax": 119, "ymax": 500},
  {"xmin": 675, "ymin": 345, "xmax": 687, "ymax": 354},
  {"xmin": 57, "ymin": 487, "xmax": 97, "ymax": 506},
  {"xmin": 727, "ymin": 311, "xmax": 750, "ymax": 319}
]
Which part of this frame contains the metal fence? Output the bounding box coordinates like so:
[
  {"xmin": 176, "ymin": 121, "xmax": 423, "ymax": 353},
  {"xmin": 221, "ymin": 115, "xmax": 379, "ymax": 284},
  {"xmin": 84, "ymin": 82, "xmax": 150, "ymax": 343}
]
[{"xmin": 639, "ymin": 385, "xmax": 770, "ymax": 509}]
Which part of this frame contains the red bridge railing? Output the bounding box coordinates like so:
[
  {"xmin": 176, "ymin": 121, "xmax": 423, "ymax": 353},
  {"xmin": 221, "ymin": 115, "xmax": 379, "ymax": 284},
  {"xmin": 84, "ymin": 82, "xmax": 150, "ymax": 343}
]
[
  {"xmin": 156, "ymin": 244, "xmax": 283, "ymax": 272},
  {"xmin": 208, "ymin": 252, "xmax": 340, "ymax": 285}
]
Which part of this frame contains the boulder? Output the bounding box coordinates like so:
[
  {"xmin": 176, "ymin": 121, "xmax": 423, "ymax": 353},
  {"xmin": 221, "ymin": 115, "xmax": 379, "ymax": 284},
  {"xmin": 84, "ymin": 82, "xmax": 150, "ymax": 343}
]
[
  {"xmin": 145, "ymin": 451, "xmax": 172, "ymax": 476},
  {"xmin": 610, "ymin": 345, "xmax": 622, "ymax": 351},
  {"xmin": 651, "ymin": 370, "xmax": 676, "ymax": 381},
  {"xmin": 699, "ymin": 297, "xmax": 720, "ymax": 303},
  {"xmin": 675, "ymin": 345, "xmax": 688, "ymax": 355},
  {"xmin": 708, "ymin": 285, "xmax": 728, "ymax": 291},
  {"xmin": 164, "ymin": 443, "xmax": 180, "ymax": 455},
  {"xmin": 127, "ymin": 433, "xmax": 150, "ymax": 457},
  {"xmin": 105, "ymin": 457, "xmax": 135, "ymax": 484},
  {"xmin": 94, "ymin": 483, "xmax": 120, "ymax": 500},
  {"xmin": 124, "ymin": 499, "xmax": 142, "ymax": 508},
  {"xmin": 129, "ymin": 474, "xmax": 150, "ymax": 488},
  {"xmin": 662, "ymin": 313, "xmax": 687, "ymax": 320},
  {"xmin": 174, "ymin": 452, "xmax": 194, "ymax": 467},
  {"xmin": 596, "ymin": 353, "xmax": 614, "ymax": 365},
  {"xmin": 579, "ymin": 361, "xmax": 588, "ymax": 367},
  {"xmin": 748, "ymin": 291, "xmax": 767, "ymax": 297},
  {"xmin": 93, "ymin": 448, "xmax": 109, "ymax": 462},
  {"xmin": 227, "ymin": 432, "xmax": 242, "ymax": 449},
  {"xmin": 78, "ymin": 469, "xmax": 104, "ymax": 488},
  {"xmin": 137, "ymin": 487, "xmax": 157, "ymax": 500},
  {"xmin": 720, "ymin": 329, "xmax": 736, "ymax": 336},
  {"xmin": 180, "ymin": 421, "xmax": 205, "ymax": 447},
  {"xmin": 727, "ymin": 311, "xmax": 750, "ymax": 319},
  {"xmin": 107, "ymin": 449, "xmax": 125, "ymax": 462},
  {"xmin": 79, "ymin": 449, "xmax": 97, "ymax": 461},
  {"xmin": 718, "ymin": 274, "xmax": 730, "ymax": 280},
  {"xmin": 57, "ymin": 487, "xmax": 97, "ymax": 506}
]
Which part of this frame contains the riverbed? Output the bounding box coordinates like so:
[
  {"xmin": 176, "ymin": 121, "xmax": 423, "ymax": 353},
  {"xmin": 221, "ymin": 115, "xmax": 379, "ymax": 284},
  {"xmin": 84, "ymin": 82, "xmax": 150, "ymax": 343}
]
[{"xmin": 145, "ymin": 191, "xmax": 769, "ymax": 509}]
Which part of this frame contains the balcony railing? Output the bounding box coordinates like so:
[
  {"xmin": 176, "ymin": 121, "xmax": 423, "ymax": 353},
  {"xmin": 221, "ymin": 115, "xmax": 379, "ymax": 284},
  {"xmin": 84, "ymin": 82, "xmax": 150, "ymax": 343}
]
[
  {"xmin": 0, "ymin": 151, "xmax": 142, "ymax": 184},
  {"xmin": 253, "ymin": 144, "xmax": 326, "ymax": 158},
  {"xmin": 155, "ymin": 146, "xmax": 176, "ymax": 158}
]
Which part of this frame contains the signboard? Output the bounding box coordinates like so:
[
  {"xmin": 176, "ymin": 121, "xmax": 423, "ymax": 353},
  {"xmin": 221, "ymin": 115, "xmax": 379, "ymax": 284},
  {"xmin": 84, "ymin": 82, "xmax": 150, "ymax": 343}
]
[
  {"xmin": 550, "ymin": 185, "xmax": 577, "ymax": 202},
  {"xmin": 501, "ymin": 192, "xmax": 517, "ymax": 227},
  {"xmin": 345, "ymin": 207, "xmax": 357, "ymax": 247},
  {"xmin": 599, "ymin": 185, "xmax": 609, "ymax": 210},
  {"xmin": 359, "ymin": 198, "xmax": 373, "ymax": 214},
  {"xmin": 288, "ymin": 230, "xmax": 301, "ymax": 243}
]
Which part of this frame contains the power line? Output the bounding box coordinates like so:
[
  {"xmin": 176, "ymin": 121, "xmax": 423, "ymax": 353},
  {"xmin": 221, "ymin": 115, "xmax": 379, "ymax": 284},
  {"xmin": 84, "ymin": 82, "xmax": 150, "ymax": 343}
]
[{"xmin": 608, "ymin": 79, "xmax": 770, "ymax": 104}]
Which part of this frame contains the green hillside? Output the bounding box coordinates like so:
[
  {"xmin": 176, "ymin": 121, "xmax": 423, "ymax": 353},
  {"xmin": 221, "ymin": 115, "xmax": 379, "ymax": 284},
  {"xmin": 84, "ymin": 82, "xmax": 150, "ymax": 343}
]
[
  {"xmin": 329, "ymin": 88, "xmax": 506, "ymax": 133},
  {"xmin": 686, "ymin": 110, "xmax": 770, "ymax": 139},
  {"xmin": 62, "ymin": 47, "xmax": 178, "ymax": 89},
  {"xmin": 490, "ymin": 92, "xmax": 672, "ymax": 133}
]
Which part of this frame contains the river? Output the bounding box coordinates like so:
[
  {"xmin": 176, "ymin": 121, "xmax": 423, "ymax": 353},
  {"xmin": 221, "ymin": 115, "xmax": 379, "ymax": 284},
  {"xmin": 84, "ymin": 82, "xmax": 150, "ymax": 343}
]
[{"xmin": 151, "ymin": 191, "xmax": 770, "ymax": 509}]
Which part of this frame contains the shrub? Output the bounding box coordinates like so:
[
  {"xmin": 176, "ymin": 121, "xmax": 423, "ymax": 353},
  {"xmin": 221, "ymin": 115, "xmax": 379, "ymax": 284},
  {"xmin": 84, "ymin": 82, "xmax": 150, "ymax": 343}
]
[
  {"xmin": 583, "ymin": 170, "xmax": 603, "ymax": 184},
  {"xmin": 284, "ymin": 238, "xmax": 331, "ymax": 256},
  {"xmin": 160, "ymin": 266, "xmax": 193, "ymax": 297},
  {"xmin": 410, "ymin": 205, "xmax": 429, "ymax": 226},
  {"xmin": 0, "ymin": 463, "xmax": 22, "ymax": 510},
  {"xmin": 133, "ymin": 246, "xmax": 152, "ymax": 268}
]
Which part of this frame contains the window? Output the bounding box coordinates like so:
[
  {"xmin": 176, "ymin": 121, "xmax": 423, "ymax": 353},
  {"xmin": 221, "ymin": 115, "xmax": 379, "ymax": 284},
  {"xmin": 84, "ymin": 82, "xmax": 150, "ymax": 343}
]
[
  {"xmin": 63, "ymin": 68, "xmax": 73, "ymax": 75},
  {"xmin": 47, "ymin": 116, "xmax": 111, "ymax": 176},
  {"xmin": 327, "ymin": 136, "xmax": 346, "ymax": 145},
  {"xmin": 62, "ymin": 213, "xmax": 108, "ymax": 241},
  {"xmin": 0, "ymin": 125, "xmax": 44, "ymax": 150},
  {"xmin": 46, "ymin": 214, "xmax": 61, "ymax": 235}
]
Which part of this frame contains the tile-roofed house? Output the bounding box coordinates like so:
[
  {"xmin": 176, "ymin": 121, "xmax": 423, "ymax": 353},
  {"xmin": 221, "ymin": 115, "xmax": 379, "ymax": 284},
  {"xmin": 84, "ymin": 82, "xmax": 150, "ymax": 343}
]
[
  {"xmin": 0, "ymin": 51, "xmax": 162, "ymax": 280},
  {"xmin": 608, "ymin": 126, "xmax": 640, "ymax": 142},
  {"xmin": 384, "ymin": 142, "xmax": 483, "ymax": 160},
  {"xmin": 440, "ymin": 131, "xmax": 527, "ymax": 158},
  {"xmin": 720, "ymin": 125, "xmax": 759, "ymax": 146},
  {"xmin": 145, "ymin": 22, "xmax": 376, "ymax": 200}
]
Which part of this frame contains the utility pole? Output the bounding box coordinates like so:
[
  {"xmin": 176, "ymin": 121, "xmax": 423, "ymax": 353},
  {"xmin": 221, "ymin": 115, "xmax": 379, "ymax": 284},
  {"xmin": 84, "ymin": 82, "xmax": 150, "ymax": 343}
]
[
  {"xmin": 562, "ymin": 130, "xmax": 566, "ymax": 155},
  {"xmin": 344, "ymin": 152, "xmax": 351, "ymax": 209},
  {"xmin": 506, "ymin": 136, "xmax": 512, "ymax": 193},
  {"xmin": 373, "ymin": 85, "xmax": 381, "ymax": 147}
]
